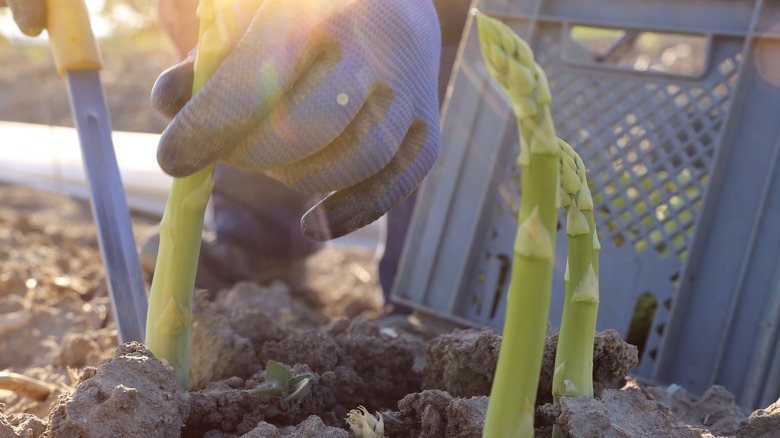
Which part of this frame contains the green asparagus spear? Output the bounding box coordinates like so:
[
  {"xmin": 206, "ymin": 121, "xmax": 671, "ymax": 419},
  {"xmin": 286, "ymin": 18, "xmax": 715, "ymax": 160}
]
[
  {"xmin": 477, "ymin": 12, "xmax": 562, "ymax": 437},
  {"xmin": 146, "ymin": 0, "xmax": 258, "ymax": 388},
  {"xmin": 552, "ymin": 139, "xmax": 600, "ymax": 438}
]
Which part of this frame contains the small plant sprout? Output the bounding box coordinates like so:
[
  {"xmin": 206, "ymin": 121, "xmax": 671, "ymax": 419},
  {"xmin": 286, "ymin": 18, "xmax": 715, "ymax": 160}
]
[
  {"xmin": 477, "ymin": 12, "xmax": 562, "ymax": 437},
  {"xmin": 254, "ymin": 360, "xmax": 314, "ymax": 417},
  {"xmin": 346, "ymin": 406, "xmax": 384, "ymax": 438},
  {"xmin": 145, "ymin": 0, "xmax": 261, "ymax": 388},
  {"xmin": 552, "ymin": 139, "xmax": 600, "ymax": 438}
]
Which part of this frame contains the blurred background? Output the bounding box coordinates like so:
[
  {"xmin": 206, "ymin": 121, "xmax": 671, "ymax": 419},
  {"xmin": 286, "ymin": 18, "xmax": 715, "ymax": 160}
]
[
  {"xmin": 0, "ymin": 0, "xmax": 176, "ymax": 133},
  {"xmin": 0, "ymin": 1, "xmax": 383, "ymax": 245}
]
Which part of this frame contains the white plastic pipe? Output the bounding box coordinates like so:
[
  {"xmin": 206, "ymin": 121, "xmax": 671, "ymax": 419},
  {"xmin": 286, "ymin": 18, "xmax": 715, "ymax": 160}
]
[
  {"xmin": 0, "ymin": 121, "xmax": 380, "ymax": 248},
  {"xmin": 0, "ymin": 121, "xmax": 171, "ymax": 215}
]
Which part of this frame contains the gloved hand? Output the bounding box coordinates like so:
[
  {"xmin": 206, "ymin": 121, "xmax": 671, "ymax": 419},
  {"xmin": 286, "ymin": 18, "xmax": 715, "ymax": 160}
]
[
  {"xmin": 151, "ymin": 0, "xmax": 441, "ymax": 241},
  {"xmin": 0, "ymin": 0, "xmax": 46, "ymax": 36}
]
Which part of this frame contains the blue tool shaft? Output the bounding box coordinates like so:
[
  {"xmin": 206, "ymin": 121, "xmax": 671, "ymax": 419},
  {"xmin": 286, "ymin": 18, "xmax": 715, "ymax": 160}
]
[{"xmin": 65, "ymin": 70, "xmax": 148, "ymax": 343}]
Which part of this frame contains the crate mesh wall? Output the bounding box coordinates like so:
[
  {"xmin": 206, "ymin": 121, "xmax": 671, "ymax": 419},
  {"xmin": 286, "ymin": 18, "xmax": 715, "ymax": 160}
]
[
  {"xmin": 447, "ymin": 17, "xmax": 743, "ymax": 369},
  {"xmin": 494, "ymin": 24, "xmax": 741, "ymax": 258},
  {"xmin": 394, "ymin": 0, "xmax": 780, "ymax": 408}
]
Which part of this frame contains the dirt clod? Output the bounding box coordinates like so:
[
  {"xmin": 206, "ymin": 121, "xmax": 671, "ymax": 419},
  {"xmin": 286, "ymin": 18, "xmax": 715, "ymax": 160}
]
[
  {"xmin": 55, "ymin": 334, "xmax": 102, "ymax": 369},
  {"xmin": 0, "ymin": 403, "xmax": 47, "ymax": 438},
  {"xmin": 262, "ymin": 317, "xmax": 422, "ymax": 416},
  {"xmin": 47, "ymin": 342, "xmax": 188, "ymax": 438},
  {"xmin": 261, "ymin": 331, "xmax": 339, "ymax": 375},
  {"xmin": 590, "ymin": 330, "xmax": 640, "ymax": 397},
  {"xmin": 423, "ymin": 328, "xmax": 499, "ymax": 398},
  {"xmin": 243, "ymin": 415, "xmax": 350, "ymax": 437},
  {"xmin": 189, "ymin": 291, "xmax": 262, "ymax": 391},
  {"xmin": 737, "ymin": 397, "xmax": 780, "ymax": 438},
  {"xmin": 217, "ymin": 281, "xmax": 324, "ymax": 328},
  {"xmin": 185, "ymin": 378, "xmax": 271, "ymax": 437},
  {"xmin": 383, "ymin": 390, "xmax": 452, "ymax": 437},
  {"xmin": 423, "ymin": 327, "xmax": 638, "ymax": 408},
  {"xmin": 382, "ymin": 390, "xmax": 487, "ymax": 438},
  {"xmin": 629, "ymin": 380, "xmax": 748, "ymax": 436},
  {"xmin": 445, "ymin": 396, "xmax": 488, "ymax": 437},
  {"xmin": 554, "ymin": 388, "xmax": 707, "ymax": 437}
]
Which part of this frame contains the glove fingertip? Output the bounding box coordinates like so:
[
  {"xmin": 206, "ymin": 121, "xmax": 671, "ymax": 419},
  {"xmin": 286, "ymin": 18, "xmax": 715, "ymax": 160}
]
[
  {"xmin": 300, "ymin": 203, "xmax": 334, "ymax": 242},
  {"xmin": 301, "ymin": 191, "xmax": 382, "ymax": 242},
  {"xmin": 157, "ymin": 129, "xmax": 203, "ymax": 178},
  {"xmin": 156, "ymin": 148, "xmax": 190, "ymax": 178},
  {"xmin": 301, "ymin": 117, "xmax": 438, "ymax": 241},
  {"xmin": 151, "ymin": 60, "xmax": 195, "ymax": 119}
]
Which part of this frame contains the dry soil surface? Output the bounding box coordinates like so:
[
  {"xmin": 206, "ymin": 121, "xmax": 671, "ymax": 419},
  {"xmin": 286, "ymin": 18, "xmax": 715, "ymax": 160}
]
[{"xmin": 1, "ymin": 182, "xmax": 779, "ymax": 437}]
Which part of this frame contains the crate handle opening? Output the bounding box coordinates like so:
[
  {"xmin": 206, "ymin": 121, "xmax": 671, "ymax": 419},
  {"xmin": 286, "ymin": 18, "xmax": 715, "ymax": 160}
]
[{"xmin": 563, "ymin": 25, "xmax": 711, "ymax": 79}]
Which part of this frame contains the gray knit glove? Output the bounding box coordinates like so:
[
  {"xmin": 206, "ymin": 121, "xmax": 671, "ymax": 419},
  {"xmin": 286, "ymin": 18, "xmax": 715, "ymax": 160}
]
[
  {"xmin": 0, "ymin": 0, "xmax": 46, "ymax": 36},
  {"xmin": 151, "ymin": 0, "xmax": 441, "ymax": 241}
]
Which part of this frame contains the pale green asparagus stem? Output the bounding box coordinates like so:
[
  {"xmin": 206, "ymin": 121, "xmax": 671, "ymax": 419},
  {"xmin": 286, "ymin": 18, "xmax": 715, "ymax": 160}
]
[
  {"xmin": 477, "ymin": 13, "xmax": 562, "ymax": 437},
  {"xmin": 146, "ymin": 0, "xmax": 239, "ymax": 388},
  {"xmin": 552, "ymin": 139, "xmax": 600, "ymax": 438}
]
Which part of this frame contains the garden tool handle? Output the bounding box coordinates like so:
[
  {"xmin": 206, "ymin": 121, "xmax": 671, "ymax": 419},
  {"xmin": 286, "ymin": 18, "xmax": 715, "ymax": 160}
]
[
  {"xmin": 46, "ymin": 0, "xmax": 149, "ymax": 344},
  {"xmin": 46, "ymin": 0, "xmax": 102, "ymax": 75}
]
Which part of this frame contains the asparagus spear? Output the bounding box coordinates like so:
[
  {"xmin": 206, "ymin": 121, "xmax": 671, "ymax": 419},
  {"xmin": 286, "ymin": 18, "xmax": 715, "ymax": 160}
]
[
  {"xmin": 552, "ymin": 139, "xmax": 600, "ymax": 435},
  {"xmin": 477, "ymin": 13, "xmax": 562, "ymax": 437},
  {"xmin": 146, "ymin": 0, "xmax": 259, "ymax": 388}
]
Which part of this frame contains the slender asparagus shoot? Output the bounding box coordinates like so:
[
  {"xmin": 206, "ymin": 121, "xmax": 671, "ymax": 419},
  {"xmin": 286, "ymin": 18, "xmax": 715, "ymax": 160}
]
[
  {"xmin": 146, "ymin": 0, "xmax": 253, "ymax": 388},
  {"xmin": 477, "ymin": 12, "xmax": 562, "ymax": 437},
  {"xmin": 552, "ymin": 139, "xmax": 600, "ymax": 438}
]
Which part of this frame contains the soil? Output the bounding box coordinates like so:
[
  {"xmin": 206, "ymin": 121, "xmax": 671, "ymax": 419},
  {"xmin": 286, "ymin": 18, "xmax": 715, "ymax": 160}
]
[
  {"xmin": 1, "ymin": 34, "xmax": 779, "ymax": 438},
  {"xmin": 0, "ymin": 182, "xmax": 777, "ymax": 438}
]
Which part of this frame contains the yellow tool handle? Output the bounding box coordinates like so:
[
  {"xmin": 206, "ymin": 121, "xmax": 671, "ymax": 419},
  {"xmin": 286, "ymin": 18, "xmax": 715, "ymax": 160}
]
[{"xmin": 46, "ymin": 0, "xmax": 102, "ymax": 75}]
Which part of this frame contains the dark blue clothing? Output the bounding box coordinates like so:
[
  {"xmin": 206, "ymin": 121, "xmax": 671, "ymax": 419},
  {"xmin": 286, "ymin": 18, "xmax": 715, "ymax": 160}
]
[
  {"xmin": 211, "ymin": 162, "xmax": 414, "ymax": 312},
  {"xmin": 212, "ymin": 164, "xmax": 320, "ymax": 261}
]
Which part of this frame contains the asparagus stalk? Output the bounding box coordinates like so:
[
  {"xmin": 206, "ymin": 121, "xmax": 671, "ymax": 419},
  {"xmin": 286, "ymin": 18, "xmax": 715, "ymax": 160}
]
[
  {"xmin": 552, "ymin": 139, "xmax": 600, "ymax": 438},
  {"xmin": 146, "ymin": 0, "xmax": 246, "ymax": 388},
  {"xmin": 477, "ymin": 13, "xmax": 562, "ymax": 437}
]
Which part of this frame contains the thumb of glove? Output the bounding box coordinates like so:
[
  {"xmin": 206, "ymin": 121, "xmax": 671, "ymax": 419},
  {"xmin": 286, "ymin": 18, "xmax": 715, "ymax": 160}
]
[{"xmin": 151, "ymin": 54, "xmax": 195, "ymax": 120}]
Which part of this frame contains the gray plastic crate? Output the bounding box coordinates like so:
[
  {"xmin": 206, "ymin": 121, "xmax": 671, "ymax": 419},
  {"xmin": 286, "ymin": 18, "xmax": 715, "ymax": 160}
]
[{"xmin": 393, "ymin": 0, "xmax": 780, "ymax": 409}]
